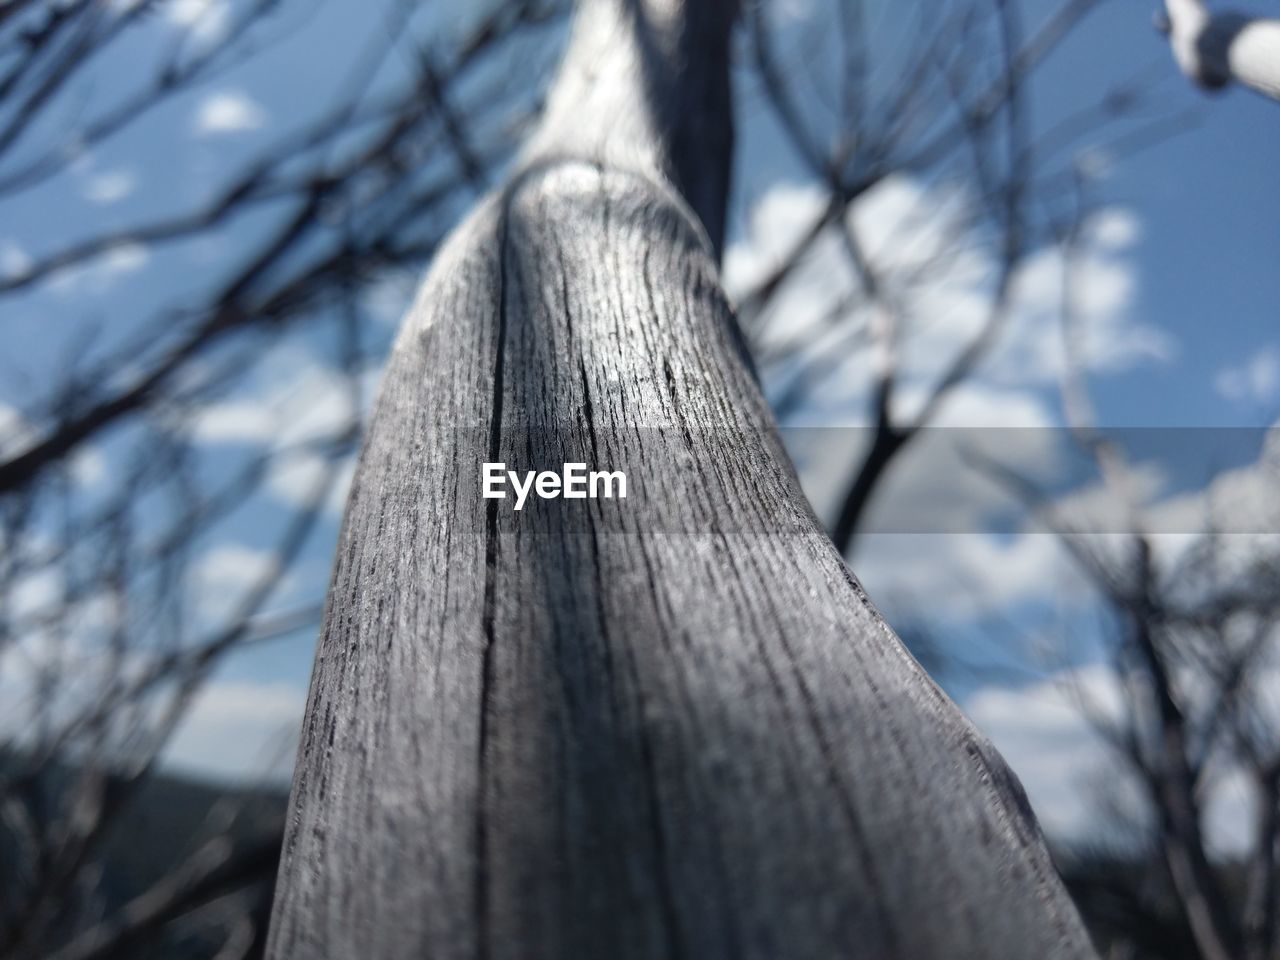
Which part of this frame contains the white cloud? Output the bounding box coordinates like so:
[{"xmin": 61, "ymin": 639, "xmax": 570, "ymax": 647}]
[
  {"xmin": 1160, "ymin": 458, "xmax": 1280, "ymax": 538},
  {"xmin": 967, "ymin": 663, "xmax": 1268, "ymax": 858},
  {"xmin": 0, "ymin": 631, "xmax": 305, "ymax": 786},
  {"xmin": 0, "ymin": 402, "xmax": 35, "ymax": 458},
  {"xmin": 731, "ymin": 177, "xmax": 1168, "ymax": 428},
  {"xmin": 165, "ymin": 0, "xmax": 231, "ymax": 45},
  {"xmin": 1050, "ymin": 459, "xmax": 1169, "ymax": 529},
  {"xmin": 195, "ymin": 543, "xmax": 280, "ymax": 591},
  {"xmin": 847, "ymin": 422, "xmax": 1280, "ymax": 627},
  {"xmin": 8, "ymin": 568, "xmax": 62, "ymax": 622},
  {"xmin": 69, "ymin": 446, "xmax": 107, "ymax": 488},
  {"xmin": 790, "ymin": 383, "xmax": 1061, "ymax": 531},
  {"xmin": 46, "ymin": 241, "xmax": 150, "ymax": 295},
  {"xmin": 185, "ymin": 401, "xmax": 275, "ymax": 444},
  {"xmin": 1215, "ymin": 346, "xmax": 1280, "ymax": 408},
  {"xmin": 967, "ymin": 670, "xmax": 1139, "ymax": 845},
  {"xmin": 194, "ymin": 91, "xmax": 267, "ymax": 136},
  {"xmin": 727, "ymin": 177, "xmax": 1176, "ymax": 629},
  {"xmin": 266, "ymin": 451, "xmax": 356, "ymax": 518},
  {"xmin": 99, "ymin": 242, "xmax": 148, "ymax": 276},
  {"xmin": 724, "ymin": 181, "xmax": 852, "ymax": 348},
  {"xmin": 362, "ymin": 270, "xmax": 417, "ymax": 328},
  {"xmin": 0, "ymin": 538, "xmax": 307, "ymax": 789},
  {"xmin": 0, "ymin": 590, "xmax": 143, "ymax": 734},
  {"xmin": 857, "ymin": 531, "xmax": 1075, "ymax": 621},
  {"xmin": 82, "ymin": 168, "xmax": 137, "ymax": 205},
  {"xmin": 785, "ymin": 379, "xmax": 1084, "ymax": 618},
  {"xmin": 771, "ymin": 0, "xmax": 815, "ymax": 24},
  {"xmin": 192, "ymin": 544, "xmax": 288, "ymax": 621},
  {"xmin": 162, "ymin": 679, "xmax": 304, "ymax": 785},
  {"xmin": 0, "ymin": 240, "xmax": 32, "ymax": 282},
  {"xmin": 186, "ymin": 351, "xmax": 364, "ymax": 516},
  {"xmin": 1202, "ymin": 765, "xmax": 1259, "ymax": 859},
  {"xmin": 189, "ymin": 360, "xmax": 357, "ymax": 448},
  {"xmin": 989, "ymin": 239, "xmax": 1170, "ymax": 385},
  {"xmin": 1089, "ymin": 208, "xmax": 1142, "ymax": 251},
  {"xmin": 1074, "ymin": 147, "xmax": 1115, "ymax": 181},
  {"xmin": 1136, "ymin": 426, "xmax": 1280, "ymax": 576},
  {"xmin": 0, "ymin": 408, "xmax": 102, "ymax": 487},
  {"xmin": 966, "ymin": 666, "xmax": 1145, "ymax": 844}
]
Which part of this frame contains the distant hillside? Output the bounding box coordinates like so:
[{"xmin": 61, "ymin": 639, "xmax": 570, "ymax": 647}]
[
  {"xmin": 1058, "ymin": 846, "xmax": 1256, "ymax": 960},
  {"xmin": 3, "ymin": 752, "xmax": 1246, "ymax": 959},
  {"xmin": 1, "ymin": 753, "xmax": 286, "ymax": 960}
]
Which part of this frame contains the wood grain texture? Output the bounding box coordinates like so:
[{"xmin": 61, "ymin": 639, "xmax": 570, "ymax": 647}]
[{"xmin": 267, "ymin": 2, "xmax": 1097, "ymax": 957}]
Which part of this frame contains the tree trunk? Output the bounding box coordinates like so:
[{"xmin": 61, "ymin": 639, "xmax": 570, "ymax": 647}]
[
  {"xmin": 266, "ymin": 1, "xmax": 1096, "ymax": 957},
  {"xmin": 1163, "ymin": 0, "xmax": 1280, "ymax": 101}
]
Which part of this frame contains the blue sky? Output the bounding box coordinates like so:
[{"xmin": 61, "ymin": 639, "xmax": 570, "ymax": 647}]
[
  {"xmin": 1, "ymin": 0, "xmax": 1277, "ymax": 850},
  {"xmin": 1044, "ymin": 2, "xmax": 1280, "ymax": 428},
  {"xmin": 733, "ymin": 0, "xmax": 1279, "ymax": 426}
]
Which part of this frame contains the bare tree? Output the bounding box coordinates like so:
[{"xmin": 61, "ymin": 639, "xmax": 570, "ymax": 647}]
[
  {"xmin": 969, "ymin": 194, "xmax": 1280, "ymax": 960},
  {"xmin": 266, "ymin": 0, "xmax": 1094, "ymax": 957},
  {"xmin": 734, "ymin": 0, "xmax": 1190, "ymax": 554},
  {"xmin": 996, "ymin": 440, "xmax": 1280, "ymax": 960},
  {"xmin": 0, "ymin": 0, "xmax": 1260, "ymax": 957},
  {"xmin": 1159, "ymin": 0, "xmax": 1280, "ymax": 101}
]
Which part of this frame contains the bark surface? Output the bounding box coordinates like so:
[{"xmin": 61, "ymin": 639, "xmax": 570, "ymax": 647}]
[{"xmin": 267, "ymin": 1, "xmax": 1097, "ymax": 957}]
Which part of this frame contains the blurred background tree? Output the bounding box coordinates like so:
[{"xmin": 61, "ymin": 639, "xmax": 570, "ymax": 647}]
[{"xmin": 0, "ymin": 0, "xmax": 1275, "ymax": 957}]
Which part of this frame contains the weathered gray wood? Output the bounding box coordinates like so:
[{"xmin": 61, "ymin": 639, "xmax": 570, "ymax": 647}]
[{"xmin": 267, "ymin": 1, "xmax": 1096, "ymax": 957}]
